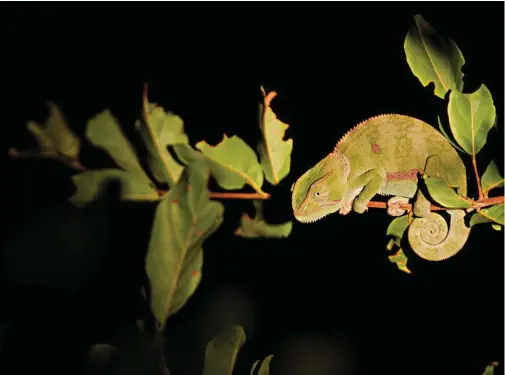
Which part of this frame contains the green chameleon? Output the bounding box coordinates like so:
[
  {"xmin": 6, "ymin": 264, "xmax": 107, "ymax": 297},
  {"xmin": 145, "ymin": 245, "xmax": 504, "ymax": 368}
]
[{"xmin": 291, "ymin": 114, "xmax": 471, "ymax": 262}]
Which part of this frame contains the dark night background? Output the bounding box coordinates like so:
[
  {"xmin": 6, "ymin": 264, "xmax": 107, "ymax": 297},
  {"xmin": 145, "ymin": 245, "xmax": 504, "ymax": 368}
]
[{"xmin": 1, "ymin": 3, "xmax": 503, "ymax": 375}]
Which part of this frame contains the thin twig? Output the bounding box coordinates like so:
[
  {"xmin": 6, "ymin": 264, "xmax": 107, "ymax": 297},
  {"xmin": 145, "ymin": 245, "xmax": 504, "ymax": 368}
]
[
  {"xmin": 8, "ymin": 148, "xmax": 88, "ymax": 172},
  {"xmin": 209, "ymin": 192, "xmax": 270, "ymax": 200},
  {"xmin": 9, "ymin": 148, "xmax": 271, "ymax": 200},
  {"xmin": 366, "ymin": 195, "xmax": 503, "ymax": 212},
  {"xmin": 472, "ymin": 157, "xmax": 484, "ymax": 200}
]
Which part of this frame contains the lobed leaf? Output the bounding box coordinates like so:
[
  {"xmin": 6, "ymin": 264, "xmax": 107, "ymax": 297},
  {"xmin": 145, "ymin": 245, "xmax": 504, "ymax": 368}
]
[
  {"xmin": 196, "ymin": 135, "xmax": 267, "ymax": 196},
  {"xmin": 257, "ymin": 87, "xmax": 293, "ymax": 185},
  {"xmin": 26, "ymin": 102, "xmax": 81, "ymax": 159},
  {"xmin": 235, "ymin": 201, "xmax": 292, "ymax": 239},
  {"xmin": 136, "ymin": 97, "xmax": 189, "ymax": 188},
  {"xmin": 404, "ymin": 14, "xmax": 465, "ymax": 99},
  {"xmin": 202, "ymin": 325, "xmax": 246, "ymax": 375},
  {"xmin": 424, "ymin": 176, "xmax": 473, "ymax": 208},
  {"xmin": 470, "ymin": 204, "xmax": 504, "ymax": 227},
  {"xmin": 145, "ymin": 162, "xmax": 224, "ymax": 330},
  {"xmin": 481, "ymin": 160, "xmax": 504, "ymax": 197},
  {"xmin": 447, "ymin": 84, "xmax": 496, "ymax": 155},
  {"xmin": 86, "ymin": 110, "xmax": 151, "ymax": 182},
  {"xmin": 69, "ymin": 169, "xmax": 160, "ymax": 207}
]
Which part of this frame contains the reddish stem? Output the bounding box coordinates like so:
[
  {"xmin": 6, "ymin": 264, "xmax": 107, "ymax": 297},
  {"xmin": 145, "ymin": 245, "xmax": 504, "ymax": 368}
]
[{"xmin": 472, "ymin": 157, "xmax": 484, "ymax": 200}]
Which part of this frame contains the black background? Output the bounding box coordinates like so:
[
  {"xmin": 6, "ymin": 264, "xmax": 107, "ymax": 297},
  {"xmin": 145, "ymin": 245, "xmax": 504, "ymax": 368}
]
[{"xmin": 1, "ymin": 2, "xmax": 504, "ymax": 375}]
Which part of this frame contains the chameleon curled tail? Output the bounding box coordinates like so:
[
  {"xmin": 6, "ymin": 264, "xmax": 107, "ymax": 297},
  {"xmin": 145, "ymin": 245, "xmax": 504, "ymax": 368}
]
[{"xmin": 407, "ymin": 209, "xmax": 471, "ymax": 261}]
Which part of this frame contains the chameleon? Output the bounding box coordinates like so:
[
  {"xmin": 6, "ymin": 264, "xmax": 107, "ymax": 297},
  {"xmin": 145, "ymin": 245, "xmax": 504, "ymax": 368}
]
[{"xmin": 290, "ymin": 114, "xmax": 471, "ymax": 262}]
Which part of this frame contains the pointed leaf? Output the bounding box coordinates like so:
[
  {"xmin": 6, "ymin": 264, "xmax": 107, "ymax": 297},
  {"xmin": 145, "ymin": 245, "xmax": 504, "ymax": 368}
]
[
  {"xmin": 196, "ymin": 135, "xmax": 267, "ymax": 196},
  {"xmin": 145, "ymin": 162, "xmax": 224, "ymax": 329},
  {"xmin": 250, "ymin": 360, "xmax": 260, "ymax": 375},
  {"xmin": 470, "ymin": 204, "xmax": 504, "ymax": 227},
  {"xmin": 26, "ymin": 121, "xmax": 55, "ymax": 153},
  {"xmin": 86, "ymin": 110, "xmax": 151, "ymax": 182},
  {"xmin": 256, "ymin": 354, "xmax": 274, "ymax": 375},
  {"xmin": 69, "ymin": 169, "xmax": 160, "ymax": 207},
  {"xmin": 424, "ymin": 176, "xmax": 473, "ymax": 208},
  {"xmin": 448, "ymin": 84, "xmax": 496, "ymax": 155},
  {"xmin": 136, "ymin": 99, "xmax": 188, "ymax": 188},
  {"xmin": 492, "ymin": 224, "xmax": 502, "ymax": 231},
  {"xmin": 386, "ymin": 215, "xmax": 410, "ymax": 250},
  {"xmin": 404, "ymin": 14, "xmax": 465, "ymax": 99},
  {"xmin": 26, "ymin": 102, "xmax": 81, "ymax": 158},
  {"xmin": 235, "ymin": 201, "xmax": 292, "ymax": 239},
  {"xmin": 437, "ymin": 116, "xmax": 465, "ymax": 153},
  {"xmin": 481, "ymin": 362, "xmax": 499, "ymax": 375},
  {"xmin": 258, "ymin": 88, "xmax": 293, "ymax": 185},
  {"xmin": 481, "ymin": 160, "xmax": 504, "ymax": 197},
  {"xmin": 388, "ymin": 249, "xmax": 412, "ymax": 274},
  {"xmin": 203, "ymin": 325, "xmax": 246, "ymax": 375}
]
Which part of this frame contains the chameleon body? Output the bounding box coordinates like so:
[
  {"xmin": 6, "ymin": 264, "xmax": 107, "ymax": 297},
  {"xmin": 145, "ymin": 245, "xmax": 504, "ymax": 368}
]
[{"xmin": 291, "ymin": 114, "xmax": 471, "ymax": 261}]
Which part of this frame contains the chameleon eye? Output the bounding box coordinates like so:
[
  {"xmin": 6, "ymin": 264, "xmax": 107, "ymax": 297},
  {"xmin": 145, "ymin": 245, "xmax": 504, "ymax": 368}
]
[{"xmin": 313, "ymin": 189, "xmax": 328, "ymax": 202}]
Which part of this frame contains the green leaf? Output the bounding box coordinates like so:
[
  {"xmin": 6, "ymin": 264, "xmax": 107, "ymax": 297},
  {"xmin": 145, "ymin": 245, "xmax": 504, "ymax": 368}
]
[
  {"xmin": 481, "ymin": 362, "xmax": 499, "ymax": 375},
  {"xmin": 250, "ymin": 360, "xmax": 260, "ymax": 375},
  {"xmin": 172, "ymin": 143, "xmax": 206, "ymax": 165},
  {"xmin": 196, "ymin": 135, "xmax": 267, "ymax": 196},
  {"xmin": 424, "ymin": 176, "xmax": 473, "ymax": 208},
  {"xmin": 437, "ymin": 116, "xmax": 465, "ymax": 153},
  {"xmin": 386, "ymin": 215, "xmax": 410, "ymax": 250},
  {"xmin": 255, "ymin": 354, "xmax": 274, "ymax": 375},
  {"xmin": 202, "ymin": 325, "xmax": 246, "ymax": 375},
  {"xmin": 257, "ymin": 87, "xmax": 293, "ymax": 185},
  {"xmin": 470, "ymin": 204, "xmax": 504, "ymax": 227},
  {"xmin": 69, "ymin": 169, "xmax": 160, "ymax": 207},
  {"xmin": 404, "ymin": 14, "xmax": 465, "ymax": 99},
  {"xmin": 145, "ymin": 162, "xmax": 224, "ymax": 330},
  {"xmin": 86, "ymin": 110, "xmax": 151, "ymax": 182},
  {"xmin": 447, "ymin": 84, "xmax": 497, "ymax": 155},
  {"xmin": 235, "ymin": 201, "xmax": 292, "ymax": 239},
  {"xmin": 388, "ymin": 248, "xmax": 412, "ymax": 274},
  {"xmin": 481, "ymin": 160, "xmax": 504, "ymax": 197},
  {"xmin": 136, "ymin": 101, "xmax": 189, "ymax": 188},
  {"xmin": 26, "ymin": 102, "xmax": 81, "ymax": 159},
  {"xmin": 492, "ymin": 224, "xmax": 502, "ymax": 231}
]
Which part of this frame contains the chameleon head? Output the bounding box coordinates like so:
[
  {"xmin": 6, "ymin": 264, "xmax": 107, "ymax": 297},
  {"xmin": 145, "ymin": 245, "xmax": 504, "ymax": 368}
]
[{"xmin": 291, "ymin": 152, "xmax": 350, "ymax": 223}]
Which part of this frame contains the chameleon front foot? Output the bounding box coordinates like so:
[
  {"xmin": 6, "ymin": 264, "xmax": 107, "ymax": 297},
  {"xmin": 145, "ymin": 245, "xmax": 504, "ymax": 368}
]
[
  {"xmin": 339, "ymin": 201, "xmax": 353, "ymax": 215},
  {"xmin": 387, "ymin": 196, "xmax": 409, "ymax": 217}
]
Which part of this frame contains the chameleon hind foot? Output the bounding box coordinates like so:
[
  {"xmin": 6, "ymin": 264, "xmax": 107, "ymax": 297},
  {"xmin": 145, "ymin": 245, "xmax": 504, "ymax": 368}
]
[{"xmin": 387, "ymin": 196, "xmax": 409, "ymax": 217}]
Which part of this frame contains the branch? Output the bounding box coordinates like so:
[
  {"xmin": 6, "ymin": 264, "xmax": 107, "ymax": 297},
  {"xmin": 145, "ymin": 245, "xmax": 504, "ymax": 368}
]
[
  {"xmin": 8, "ymin": 148, "xmax": 88, "ymax": 172},
  {"xmin": 208, "ymin": 192, "xmax": 270, "ymax": 200},
  {"xmin": 366, "ymin": 195, "xmax": 504, "ymax": 212},
  {"xmin": 8, "ymin": 148, "xmax": 271, "ymax": 201}
]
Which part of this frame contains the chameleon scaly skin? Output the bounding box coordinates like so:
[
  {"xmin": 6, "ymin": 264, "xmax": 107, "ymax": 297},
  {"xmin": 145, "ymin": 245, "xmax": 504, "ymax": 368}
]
[{"xmin": 291, "ymin": 114, "xmax": 470, "ymax": 261}]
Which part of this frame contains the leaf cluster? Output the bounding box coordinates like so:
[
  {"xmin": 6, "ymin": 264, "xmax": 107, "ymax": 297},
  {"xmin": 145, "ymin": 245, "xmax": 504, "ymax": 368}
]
[
  {"xmin": 8, "ymin": 85, "xmax": 294, "ymax": 332},
  {"xmin": 386, "ymin": 14, "xmax": 503, "ymax": 273}
]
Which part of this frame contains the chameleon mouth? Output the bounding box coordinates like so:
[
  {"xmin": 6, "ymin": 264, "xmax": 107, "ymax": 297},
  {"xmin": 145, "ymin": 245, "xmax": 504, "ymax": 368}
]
[{"xmin": 294, "ymin": 209, "xmax": 334, "ymax": 224}]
